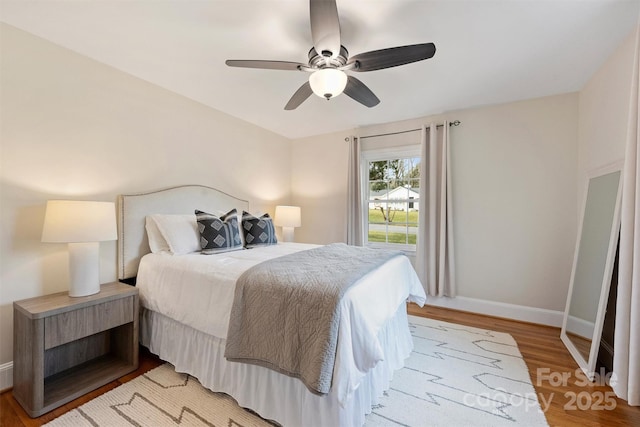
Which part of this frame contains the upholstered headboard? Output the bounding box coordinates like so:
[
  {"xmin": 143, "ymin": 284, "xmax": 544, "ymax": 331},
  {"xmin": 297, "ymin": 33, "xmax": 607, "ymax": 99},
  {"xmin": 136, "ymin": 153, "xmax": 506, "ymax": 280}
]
[{"xmin": 117, "ymin": 185, "xmax": 249, "ymax": 280}]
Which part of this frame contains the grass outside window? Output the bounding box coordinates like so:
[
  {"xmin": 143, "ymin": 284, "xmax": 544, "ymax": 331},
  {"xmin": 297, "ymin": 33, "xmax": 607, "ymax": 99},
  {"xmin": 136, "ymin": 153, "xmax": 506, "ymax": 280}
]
[
  {"xmin": 368, "ymin": 209, "xmax": 418, "ymax": 245},
  {"xmin": 368, "ymin": 231, "xmax": 417, "ymax": 244}
]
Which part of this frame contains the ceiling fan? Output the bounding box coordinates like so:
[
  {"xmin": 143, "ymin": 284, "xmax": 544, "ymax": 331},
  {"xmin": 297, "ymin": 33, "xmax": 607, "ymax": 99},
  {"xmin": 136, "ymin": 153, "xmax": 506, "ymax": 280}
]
[{"xmin": 226, "ymin": 0, "xmax": 436, "ymax": 110}]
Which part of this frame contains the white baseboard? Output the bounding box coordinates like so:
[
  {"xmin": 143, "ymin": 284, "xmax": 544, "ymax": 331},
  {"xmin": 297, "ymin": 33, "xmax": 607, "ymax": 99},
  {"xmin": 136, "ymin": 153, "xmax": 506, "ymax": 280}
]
[
  {"xmin": 0, "ymin": 361, "xmax": 13, "ymax": 391},
  {"xmin": 424, "ymin": 295, "xmax": 564, "ymax": 327}
]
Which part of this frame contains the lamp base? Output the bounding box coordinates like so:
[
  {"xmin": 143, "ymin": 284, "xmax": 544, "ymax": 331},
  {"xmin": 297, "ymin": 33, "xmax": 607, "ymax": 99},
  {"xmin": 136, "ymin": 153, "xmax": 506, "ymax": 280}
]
[
  {"xmin": 68, "ymin": 242, "xmax": 101, "ymax": 297},
  {"xmin": 281, "ymin": 227, "xmax": 295, "ymax": 243}
]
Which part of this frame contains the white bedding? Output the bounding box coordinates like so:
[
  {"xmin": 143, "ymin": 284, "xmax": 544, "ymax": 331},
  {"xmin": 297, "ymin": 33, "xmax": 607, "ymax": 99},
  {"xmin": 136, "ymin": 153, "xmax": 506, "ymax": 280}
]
[{"xmin": 136, "ymin": 242, "xmax": 426, "ymax": 405}]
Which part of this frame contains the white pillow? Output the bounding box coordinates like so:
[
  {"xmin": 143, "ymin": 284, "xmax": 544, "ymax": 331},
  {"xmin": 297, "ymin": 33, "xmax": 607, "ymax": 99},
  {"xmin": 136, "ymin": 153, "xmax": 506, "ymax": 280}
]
[
  {"xmin": 147, "ymin": 214, "xmax": 200, "ymax": 255},
  {"xmin": 145, "ymin": 216, "xmax": 170, "ymax": 253}
]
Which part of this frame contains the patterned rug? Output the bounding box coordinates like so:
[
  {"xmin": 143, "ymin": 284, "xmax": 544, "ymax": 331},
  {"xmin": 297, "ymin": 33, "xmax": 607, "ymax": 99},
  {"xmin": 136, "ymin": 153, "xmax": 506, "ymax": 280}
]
[{"xmin": 45, "ymin": 316, "xmax": 548, "ymax": 426}]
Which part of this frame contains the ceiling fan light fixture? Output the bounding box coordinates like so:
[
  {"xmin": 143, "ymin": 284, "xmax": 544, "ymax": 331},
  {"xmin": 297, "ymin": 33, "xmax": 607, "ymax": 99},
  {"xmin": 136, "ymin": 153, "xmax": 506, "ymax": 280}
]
[{"xmin": 309, "ymin": 68, "xmax": 347, "ymax": 100}]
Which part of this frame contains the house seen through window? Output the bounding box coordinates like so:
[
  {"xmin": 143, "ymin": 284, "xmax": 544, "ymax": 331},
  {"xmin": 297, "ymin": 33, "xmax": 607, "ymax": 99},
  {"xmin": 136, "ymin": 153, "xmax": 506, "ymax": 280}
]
[{"xmin": 365, "ymin": 151, "xmax": 420, "ymax": 250}]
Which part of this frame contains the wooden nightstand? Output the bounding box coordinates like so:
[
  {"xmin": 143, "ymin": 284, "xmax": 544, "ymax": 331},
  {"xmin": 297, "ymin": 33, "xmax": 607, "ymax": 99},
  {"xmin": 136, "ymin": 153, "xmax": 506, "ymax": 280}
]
[{"xmin": 13, "ymin": 282, "xmax": 139, "ymax": 417}]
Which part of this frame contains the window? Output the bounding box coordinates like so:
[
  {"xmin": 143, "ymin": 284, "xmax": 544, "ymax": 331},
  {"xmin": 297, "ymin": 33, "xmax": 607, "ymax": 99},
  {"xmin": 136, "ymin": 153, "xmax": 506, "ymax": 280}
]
[{"xmin": 362, "ymin": 146, "xmax": 420, "ymax": 250}]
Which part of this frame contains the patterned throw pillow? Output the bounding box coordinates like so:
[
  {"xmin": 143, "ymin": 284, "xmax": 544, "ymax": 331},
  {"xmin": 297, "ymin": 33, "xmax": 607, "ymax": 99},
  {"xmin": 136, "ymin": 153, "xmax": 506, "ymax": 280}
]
[
  {"xmin": 195, "ymin": 209, "xmax": 243, "ymax": 254},
  {"xmin": 242, "ymin": 211, "xmax": 277, "ymax": 248}
]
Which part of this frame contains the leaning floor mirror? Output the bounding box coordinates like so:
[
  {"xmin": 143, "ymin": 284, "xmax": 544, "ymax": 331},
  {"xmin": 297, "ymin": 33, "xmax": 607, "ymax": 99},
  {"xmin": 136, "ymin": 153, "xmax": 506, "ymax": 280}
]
[{"xmin": 561, "ymin": 162, "xmax": 623, "ymax": 381}]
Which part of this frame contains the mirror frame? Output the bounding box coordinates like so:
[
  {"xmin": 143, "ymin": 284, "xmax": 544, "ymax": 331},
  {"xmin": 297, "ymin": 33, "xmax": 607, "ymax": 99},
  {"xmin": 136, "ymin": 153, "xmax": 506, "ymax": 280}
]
[{"xmin": 561, "ymin": 161, "xmax": 623, "ymax": 381}]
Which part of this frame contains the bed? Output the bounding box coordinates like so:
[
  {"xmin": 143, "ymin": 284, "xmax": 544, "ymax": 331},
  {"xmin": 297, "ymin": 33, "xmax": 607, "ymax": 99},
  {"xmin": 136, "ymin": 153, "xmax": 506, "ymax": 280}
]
[{"xmin": 117, "ymin": 185, "xmax": 426, "ymax": 427}]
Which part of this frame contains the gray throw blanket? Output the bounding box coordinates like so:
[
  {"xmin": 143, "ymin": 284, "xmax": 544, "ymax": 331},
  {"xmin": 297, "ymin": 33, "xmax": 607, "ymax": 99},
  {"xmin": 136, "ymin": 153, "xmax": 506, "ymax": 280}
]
[{"xmin": 224, "ymin": 243, "xmax": 402, "ymax": 395}]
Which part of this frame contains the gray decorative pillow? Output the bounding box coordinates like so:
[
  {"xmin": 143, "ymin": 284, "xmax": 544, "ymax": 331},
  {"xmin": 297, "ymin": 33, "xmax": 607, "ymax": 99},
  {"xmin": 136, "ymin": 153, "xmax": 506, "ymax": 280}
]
[
  {"xmin": 195, "ymin": 209, "xmax": 243, "ymax": 254},
  {"xmin": 242, "ymin": 211, "xmax": 277, "ymax": 248}
]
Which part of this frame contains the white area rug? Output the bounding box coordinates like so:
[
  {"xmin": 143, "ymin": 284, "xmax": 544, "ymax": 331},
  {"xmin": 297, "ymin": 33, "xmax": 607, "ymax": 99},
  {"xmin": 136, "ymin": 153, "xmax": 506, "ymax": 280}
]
[{"xmin": 46, "ymin": 316, "xmax": 548, "ymax": 426}]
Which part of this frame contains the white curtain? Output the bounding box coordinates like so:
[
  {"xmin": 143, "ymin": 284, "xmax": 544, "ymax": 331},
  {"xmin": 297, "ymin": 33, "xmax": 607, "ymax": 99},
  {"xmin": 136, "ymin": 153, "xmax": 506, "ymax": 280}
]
[
  {"xmin": 416, "ymin": 123, "xmax": 456, "ymax": 296},
  {"xmin": 614, "ymin": 23, "xmax": 640, "ymax": 407},
  {"xmin": 347, "ymin": 136, "xmax": 363, "ymax": 246}
]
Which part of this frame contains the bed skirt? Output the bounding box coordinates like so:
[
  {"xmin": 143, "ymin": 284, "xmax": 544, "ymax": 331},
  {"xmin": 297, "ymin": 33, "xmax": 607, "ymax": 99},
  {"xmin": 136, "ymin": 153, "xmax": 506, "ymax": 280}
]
[{"xmin": 139, "ymin": 303, "xmax": 413, "ymax": 427}]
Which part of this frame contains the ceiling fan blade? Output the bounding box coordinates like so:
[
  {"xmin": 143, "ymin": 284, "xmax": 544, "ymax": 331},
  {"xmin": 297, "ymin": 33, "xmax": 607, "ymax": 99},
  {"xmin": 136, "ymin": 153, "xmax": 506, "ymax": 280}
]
[
  {"xmin": 225, "ymin": 60, "xmax": 304, "ymax": 71},
  {"xmin": 310, "ymin": 0, "xmax": 341, "ymax": 58},
  {"xmin": 349, "ymin": 43, "xmax": 436, "ymax": 72},
  {"xmin": 284, "ymin": 81, "xmax": 314, "ymax": 110},
  {"xmin": 343, "ymin": 76, "xmax": 380, "ymax": 108}
]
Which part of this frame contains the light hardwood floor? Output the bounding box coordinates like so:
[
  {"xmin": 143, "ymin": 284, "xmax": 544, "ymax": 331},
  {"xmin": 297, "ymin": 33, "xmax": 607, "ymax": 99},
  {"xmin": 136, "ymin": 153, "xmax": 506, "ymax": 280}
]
[{"xmin": 2, "ymin": 304, "xmax": 639, "ymax": 426}]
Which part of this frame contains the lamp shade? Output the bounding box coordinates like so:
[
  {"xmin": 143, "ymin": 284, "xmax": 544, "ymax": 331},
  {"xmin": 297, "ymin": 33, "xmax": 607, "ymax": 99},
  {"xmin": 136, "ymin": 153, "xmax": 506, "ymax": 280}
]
[
  {"xmin": 274, "ymin": 206, "xmax": 301, "ymax": 228},
  {"xmin": 309, "ymin": 69, "xmax": 348, "ymax": 100},
  {"xmin": 42, "ymin": 200, "xmax": 117, "ymax": 243}
]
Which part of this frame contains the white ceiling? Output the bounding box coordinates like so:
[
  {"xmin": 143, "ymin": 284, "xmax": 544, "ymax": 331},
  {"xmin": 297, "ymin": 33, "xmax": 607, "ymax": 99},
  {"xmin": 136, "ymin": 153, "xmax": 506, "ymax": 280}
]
[{"xmin": 1, "ymin": 0, "xmax": 638, "ymax": 139}]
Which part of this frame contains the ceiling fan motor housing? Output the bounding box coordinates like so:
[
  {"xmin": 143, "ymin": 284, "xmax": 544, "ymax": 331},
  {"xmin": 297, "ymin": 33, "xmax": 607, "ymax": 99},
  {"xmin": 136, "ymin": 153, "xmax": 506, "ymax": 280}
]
[{"xmin": 308, "ymin": 46, "xmax": 349, "ymax": 69}]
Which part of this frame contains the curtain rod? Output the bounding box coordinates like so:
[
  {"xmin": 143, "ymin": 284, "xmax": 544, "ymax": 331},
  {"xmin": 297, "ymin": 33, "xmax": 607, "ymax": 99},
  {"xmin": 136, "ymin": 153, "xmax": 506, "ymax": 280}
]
[{"xmin": 356, "ymin": 120, "xmax": 461, "ymax": 140}]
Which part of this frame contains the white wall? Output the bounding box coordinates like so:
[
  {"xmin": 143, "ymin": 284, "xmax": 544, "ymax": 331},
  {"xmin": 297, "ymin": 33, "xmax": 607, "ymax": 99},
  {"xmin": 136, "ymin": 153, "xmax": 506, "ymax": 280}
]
[
  {"xmin": 0, "ymin": 24, "xmax": 292, "ymax": 368},
  {"xmin": 290, "ymin": 130, "xmax": 352, "ymax": 244},
  {"xmin": 292, "ymin": 93, "xmax": 579, "ymax": 317},
  {"xmin": 451, "ymin": 94, "xmax": 579, "ymax": 311},
  {"xmin": 578, "ymin": 28, "xmax": 635, "ymax": 189}
]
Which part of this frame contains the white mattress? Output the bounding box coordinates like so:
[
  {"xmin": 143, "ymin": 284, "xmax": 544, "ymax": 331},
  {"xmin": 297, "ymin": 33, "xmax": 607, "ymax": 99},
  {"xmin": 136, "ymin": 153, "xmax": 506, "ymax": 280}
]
[{"xmin": 136, "ymin": 242, "xmax": 426, "ymax": 404}]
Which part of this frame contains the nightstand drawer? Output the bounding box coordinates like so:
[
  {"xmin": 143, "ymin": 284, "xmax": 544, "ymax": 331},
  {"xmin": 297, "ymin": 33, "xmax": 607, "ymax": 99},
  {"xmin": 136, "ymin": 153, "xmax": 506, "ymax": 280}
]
[{"xmin": 44, "ymin": 297, "xmax": 134, "ymax": 349}]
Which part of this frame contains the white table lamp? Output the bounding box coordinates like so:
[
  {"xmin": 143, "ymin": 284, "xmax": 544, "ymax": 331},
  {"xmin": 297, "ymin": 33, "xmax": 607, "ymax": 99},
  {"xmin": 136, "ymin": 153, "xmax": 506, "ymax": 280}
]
[
  {"xmin": 42, "ymin": 200, "xmax": 117, "ymax": 297},
  {"xmin": 274, "ymin": 205, "xmax": 301, "ymax": 243}
]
